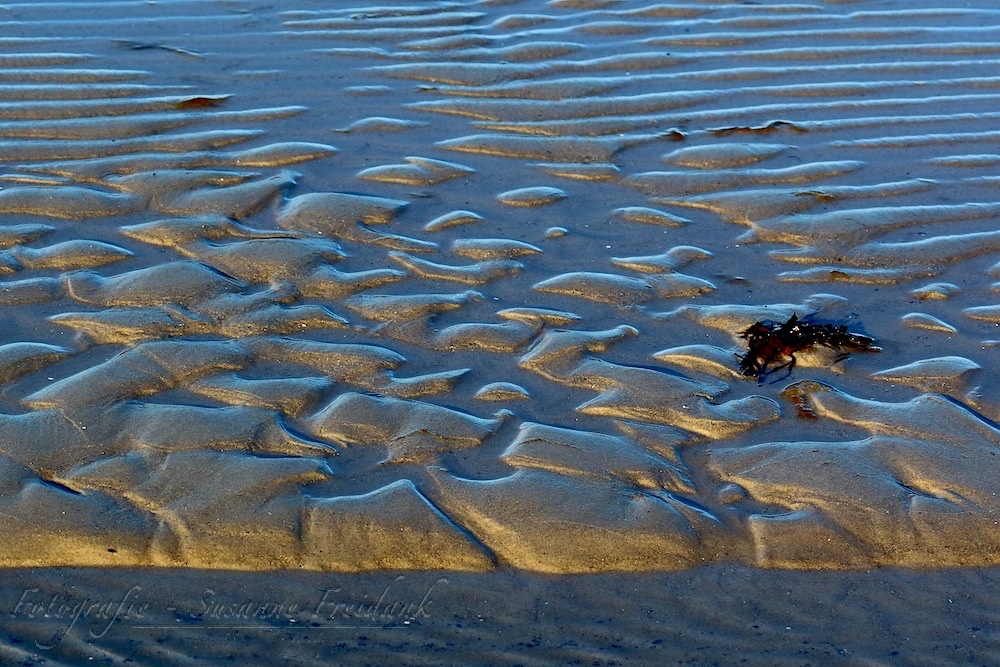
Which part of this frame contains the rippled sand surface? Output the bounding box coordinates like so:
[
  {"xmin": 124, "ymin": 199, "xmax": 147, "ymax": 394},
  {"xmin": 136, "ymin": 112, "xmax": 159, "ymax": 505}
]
[{"xmin": 3, "ymin": 0, "xmax": 1000, "ymax": 662}]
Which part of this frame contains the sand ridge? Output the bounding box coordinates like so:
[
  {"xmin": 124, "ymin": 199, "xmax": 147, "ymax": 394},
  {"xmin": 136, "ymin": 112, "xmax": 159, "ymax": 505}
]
[{"xmin": 0, "ymin": 0, "xmax": 997, "ymax": 576}]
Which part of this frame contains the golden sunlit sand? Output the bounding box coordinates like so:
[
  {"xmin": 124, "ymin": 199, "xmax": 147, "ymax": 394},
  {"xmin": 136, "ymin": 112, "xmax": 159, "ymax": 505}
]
[{"xmin": 2, "ymin": 0, "xmax": 1000, "ymax": 663}]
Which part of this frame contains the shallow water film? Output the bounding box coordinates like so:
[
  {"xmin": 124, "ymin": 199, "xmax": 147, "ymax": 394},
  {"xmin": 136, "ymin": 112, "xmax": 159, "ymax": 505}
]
[{"xmin": 2, "ymin": 0, "xmax": 1000, "ymax": 663}]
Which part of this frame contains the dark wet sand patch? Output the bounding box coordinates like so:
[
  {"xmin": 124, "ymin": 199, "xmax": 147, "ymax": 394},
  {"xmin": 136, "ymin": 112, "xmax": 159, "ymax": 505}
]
[{"xmin": 3, "ymin": 565, "xmax": 1000, "ymax": 665}]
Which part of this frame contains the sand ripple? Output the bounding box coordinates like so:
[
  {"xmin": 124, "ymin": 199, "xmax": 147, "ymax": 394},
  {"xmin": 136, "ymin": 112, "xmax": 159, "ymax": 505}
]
[{"xmin": 0, "ymin": 0, "xmax": 997, "ymax": 574}]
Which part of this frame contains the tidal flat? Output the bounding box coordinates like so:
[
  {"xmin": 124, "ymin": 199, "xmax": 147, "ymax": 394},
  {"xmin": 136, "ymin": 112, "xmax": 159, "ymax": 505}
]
[{"xmin": 1, "ymin": 0, "xmax": 1000, "ymax": 663}]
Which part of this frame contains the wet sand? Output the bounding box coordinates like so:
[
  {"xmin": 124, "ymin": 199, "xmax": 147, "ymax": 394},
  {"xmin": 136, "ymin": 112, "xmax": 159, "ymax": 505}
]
[
  {"xmin": 2, "ymin": 565, "xmax": 1000, "ymax": 665},
  {"xmin": 2, "ymin": 0, "xmax": 1000, "ymax": 662}
]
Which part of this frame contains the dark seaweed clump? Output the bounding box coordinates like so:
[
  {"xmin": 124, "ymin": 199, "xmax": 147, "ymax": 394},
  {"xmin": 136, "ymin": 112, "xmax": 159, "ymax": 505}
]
[{"xmin": 738, "ymin": 314, "xmax": 879, "ymax": 383}]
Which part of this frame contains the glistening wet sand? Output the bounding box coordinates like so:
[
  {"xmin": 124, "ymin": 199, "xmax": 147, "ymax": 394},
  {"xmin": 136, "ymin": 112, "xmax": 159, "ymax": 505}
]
[{"xmin": 2, "ymin": 0, "xmax": 1000, "ymax": 662}]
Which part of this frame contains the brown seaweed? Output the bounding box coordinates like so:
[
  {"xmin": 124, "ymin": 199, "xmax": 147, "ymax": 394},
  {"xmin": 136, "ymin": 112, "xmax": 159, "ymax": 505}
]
[{"xmin": 738, "ymin": 314, "xmax": 879, "ymax": 383}]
